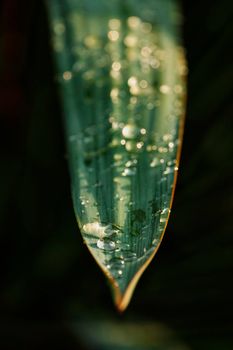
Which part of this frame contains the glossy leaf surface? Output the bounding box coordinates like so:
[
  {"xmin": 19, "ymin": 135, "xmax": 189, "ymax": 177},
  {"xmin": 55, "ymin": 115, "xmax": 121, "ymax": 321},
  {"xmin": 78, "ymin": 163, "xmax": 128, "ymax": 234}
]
[{"xmin": 47, "ymin": 0, "xmax": 186, "ymax": 310}]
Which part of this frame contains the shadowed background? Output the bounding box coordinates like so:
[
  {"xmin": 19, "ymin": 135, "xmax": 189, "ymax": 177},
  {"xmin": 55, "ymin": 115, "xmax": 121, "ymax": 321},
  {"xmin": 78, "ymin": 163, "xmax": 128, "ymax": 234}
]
[{"xmin": 0, "ymin": 0, "xmax": 232, "ymax": 349}]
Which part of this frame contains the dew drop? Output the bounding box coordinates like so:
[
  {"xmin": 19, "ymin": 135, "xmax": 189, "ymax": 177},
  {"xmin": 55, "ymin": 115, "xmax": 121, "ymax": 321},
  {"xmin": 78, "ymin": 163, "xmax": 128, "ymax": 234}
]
[
  {"xmin": 136, "ymin": 141, "xmax": 144, "ymax": 149},
  {"xmin": 104, "ymin": 224, "xmax": 121, "ymax": 236},
  {"xmin": 108, "ymin": 30, "xmax": 120, "ymax": 41},
  {"xmin": 128, "ymin": 76, "xmax": 138, "ymax": 87},
  {"xmin": 83, "ymin": 222, "xmax": 120, "ymax": 238},
  {"xmin": 140, "ymin": 128, "xmax": 147, "ymax": 135},
  {"xmin": 163, "ymin": 167, "xmax": 174, "ymax": 175},
  {"xmin": 107, "ymin": 257, "xmax": 125, "ymax": 269},
  {"xmin": 111, "ymin": 269, "xmax": 123, "ymax": 279},
  {"xmin": 160, "ymin": 85, "xmax": 170, "ymax": 94},
  {"xmin": 119, "ymin": 242, "xmax": 130, "ymax": 250},
  {"xmin": 152, "ymin": 238, "xmax": 159, "ymax": 245},
  {"xmin": 159, "ymin": 217, "xmax": 167, "ymax": 223},
  {"xmin": 63, "ymin": 71, "xmax": 72, "ymax": 81},
  {"xmin": 109, "ymin": 18, "xmax": 121, "ymax": 30},
  {"xmin": 150, "ymin": 157, "xmax": 160, "ymax": 167},
  {"xmin": 161, "ymin": 208, "xmax": 170, "ymax": 215},
  {"xmin": 127, "ymin": 16, "xmax": 141, "ymax": 29},
  {"xmin": 97, "ymin": 238, "xmax": 116, "ymax": 251},
  {"xmin": 124, "ymin": 35, "xmax": 138, "ymax": 48},
  {"xmin": 125, "ymin": 141, "xmax": 137, "ymax": 152},
  {"xmin": 121, "ymin": 250, "xmax": 137, "ymax": 262},
  {"xmin": 122, "ymin": 168, "xmax": 136, "ymax": 176},
  {"xmin": 141, "ymin": 22, "xmax": 152, "ymax": 33},
  {"xmin": 84, "ymin": 35, "xmax": 99, "ymax": 48}
]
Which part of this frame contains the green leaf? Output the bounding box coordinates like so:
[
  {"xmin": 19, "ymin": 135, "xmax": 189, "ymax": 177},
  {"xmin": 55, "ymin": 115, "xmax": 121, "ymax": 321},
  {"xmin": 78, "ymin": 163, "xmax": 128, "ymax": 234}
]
[{"xmin": 46, "ymin": 0, "xmax": 186, "ymax": 311}]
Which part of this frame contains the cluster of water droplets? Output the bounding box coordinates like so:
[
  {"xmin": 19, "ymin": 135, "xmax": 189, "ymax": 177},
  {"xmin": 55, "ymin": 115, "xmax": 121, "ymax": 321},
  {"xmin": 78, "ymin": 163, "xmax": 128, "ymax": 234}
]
[
  {"xmin": 82, "ymin": 222, "xmax": 139, "ymax": 279},
  {"xmin": 51, "ymin": 6, "xmax": 186, "ymax": 286}
]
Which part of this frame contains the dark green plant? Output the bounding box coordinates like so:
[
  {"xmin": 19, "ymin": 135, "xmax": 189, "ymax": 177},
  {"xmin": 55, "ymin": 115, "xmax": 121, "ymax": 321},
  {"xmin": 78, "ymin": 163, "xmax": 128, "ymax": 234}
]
[{"xmin": 47, "ymin": 0, "xmax": 186, "ymax": 310}]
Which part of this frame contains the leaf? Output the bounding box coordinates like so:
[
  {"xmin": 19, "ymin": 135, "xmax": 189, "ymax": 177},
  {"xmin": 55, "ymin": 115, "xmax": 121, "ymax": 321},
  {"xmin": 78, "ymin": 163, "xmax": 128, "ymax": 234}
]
[{"xmin": 46, "ymin": 0, "xmax": 186, "ymax": 311}]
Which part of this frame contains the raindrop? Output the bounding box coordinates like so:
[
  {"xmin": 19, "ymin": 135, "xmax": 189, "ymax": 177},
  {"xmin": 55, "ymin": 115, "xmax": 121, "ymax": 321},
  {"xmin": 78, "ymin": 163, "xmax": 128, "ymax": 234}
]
[
  {"xmin": 109, "ymin": 18, "xmax": 121, "ymax": 30},
  {"xmin": 119, "ymin": 242, "xmax": 130, "ymax": 250},
  {"xmin": 104, "ymin": 224, "xmax": 121, "ymax": 236},
  {"xmin": 63, "ymin": 71, "xmax": 72, "ymax": 81},
  {"xmin": 163, "ymin": 167, "xmax": 174, "ymax": 175},
  {"xmin": 125, "ymin": 159, "xmax": 137, "ymax": 167},
  {"xmin": 111, "ymin": 269, "xmax": 123, "ymax": 279},
  {"xmin": 120, "ymin": 250, "xmax": 137, "ymax": 262},
  {"xmin": 83, "ymin": 222, "xmax": 120, "ymax": 238},
  {"xmin": 136, "ymin": 141, "xmax": 144, "ymax": 149},
  {"xmin": 150, "ymin": 157, "xmax": 160, "ymax": 167},
  {"xmin": 127, "ymin": 16, "xmax": 141, "ymax": 29},
  {"xmin": 53, "ymin": 22, "xmax": 65, "ymax": 35},
  {"xmin": 159, "ymin": 217, "xmax": 167, "ymax": 223},
  {"xmin": 125, "ymin": 141, "xmax": 137, "ymax": 152},
  {"xmin": 140, "ymin": 128, "xmax": 147, "ymax": 135},
  {"xmin": 152, "ymin": 238, "xmax": 159, "ymax": 245},
  {"xmin": 122, "ymin": 124, "xmax": 139, "ymax": 139},
  {"xmin": 107, "ymin": 257, "xmax": 125, "ymax": 269},
  {"xmin": 161, "ymin": 208, "xmax": 170, "ymax": 215},
  {"xmin": 122, "ymin": 168, "xmax": 136, "ymax": 176},
  {"xmin": 97, "ymin": 238, "xmax": 116, "ymax": 251}
]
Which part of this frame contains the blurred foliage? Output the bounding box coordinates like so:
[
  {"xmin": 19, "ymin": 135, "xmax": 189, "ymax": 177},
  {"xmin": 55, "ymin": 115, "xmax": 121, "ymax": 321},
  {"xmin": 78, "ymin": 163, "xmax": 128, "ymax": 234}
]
[{"xmin": 0, "ymin": 0, "xmax": 232, "ymax": 349}]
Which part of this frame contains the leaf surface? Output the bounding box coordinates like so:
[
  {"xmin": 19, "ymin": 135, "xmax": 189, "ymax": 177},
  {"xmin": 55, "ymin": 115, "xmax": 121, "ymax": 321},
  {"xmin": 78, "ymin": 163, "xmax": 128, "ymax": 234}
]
[{"xmin": 47, "ymin": 0, "xmax": 186, "ymax": 311}]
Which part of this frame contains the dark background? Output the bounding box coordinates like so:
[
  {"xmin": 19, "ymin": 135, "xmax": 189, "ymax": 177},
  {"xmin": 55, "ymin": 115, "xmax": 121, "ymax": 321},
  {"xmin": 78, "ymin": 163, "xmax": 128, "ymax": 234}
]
[{"xmin": 0, "ymin": 0, "xmax": 232, "ymax": 349}]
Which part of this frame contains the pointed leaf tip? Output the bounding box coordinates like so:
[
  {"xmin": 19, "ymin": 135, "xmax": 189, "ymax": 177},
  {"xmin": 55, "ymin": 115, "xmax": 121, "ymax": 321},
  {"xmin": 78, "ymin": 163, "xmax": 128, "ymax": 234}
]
[{"xmin": 47, "ymin": 0, "xmax": 186, "ymax": 308}]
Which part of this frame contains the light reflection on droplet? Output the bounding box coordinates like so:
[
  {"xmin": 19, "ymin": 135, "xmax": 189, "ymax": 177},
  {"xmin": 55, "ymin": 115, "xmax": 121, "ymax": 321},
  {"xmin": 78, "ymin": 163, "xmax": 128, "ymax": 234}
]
[
  {"xmin": 159, "ymin": 217, "xmax": 167, "ymax": 223},
  {"xmin": 160, "ymin": 85, "xmax": 171, "ymax": 94},
  {"xmin": 110, "ymin": 88, "xmax": 119, "ymax": 99},
  {"xmin": 121, "ymin": 250, "xmax": 137, "ymax": 261},
  {"xmin": 122, "ymin": 168, "xmax": 136, "ymax": 176},
  {"xmin": 152, "ymin": 238, "xmax": 159, "ymax": 245},
  {"xmin": 140, "ymin": 128, "xmax": 147, "ymax": 135},
  {"xmin": 161, "ymin": 208, "xmax": 170, "ymax": 216},
  {"xmin": 127, "ymin": 16, "xmax": 141, "ymax": 29},
  {"xmin": 125, "ymin": 159, "xmax": 137, "ymax": 167},
  {"xmin": 130, "ymin": 86, "xmax": 140, "ymax": 96},
  {"xmin": 112, "ymin": 62, "xmax": 121, "ymax": 71},
  {"xmin": 136, "ymin": 141, "xmax": 144, "ymax": 149},
  {"xmin": 110, "ymin": 70, "xmax": 121, "ymax": 80},
  {"xmin": 128, "ymin": 76, "xmax": 138, "ymax": 87},
  {"xmin": 109, "ymin": 18, "xmax": 121, "ymax": 30},
  {"xmin": 124, "ymin": 35, "xmax": 138, "ymax": 47},
  {"xmin": 141, "ymin": 46, "xmax": 152, "ymax": 57},
  {"xmin": 97, "ymin": 238, "xmax": 116, "ymax": 251},
  {"xmin": 122, "ymin": 124, "xmax": 139, "ymax": 139},
  {"xmin": 53, "ymin": 22, "xmax": 65, "ymax": 35},
  {"xmin": 150, "ymin": 158, "xmax": 160, "ymax": 168},
  {"xmin": 174, "ymin": 84, "xmax": 183, "ymax": 94},
  {"xmin": 108, "ymin": 30, "xmax": 120, "ymax": 41},
  {"xmin": 158, "ymin": 147, "xmax": 168, "ymax": 153},
  {"xmin": 150, "ymin": 58, "xmax": 160, "ymax": 69},
  {"xmin": 139, "ymin": 80, "xmax": 148, "ymax": 89},
  {"xmin": 84, "ymin": 35, "xmax": 99, "ymax": 48},
  {"xmin": 141, "ymin": 22, "xmax": 152, "ymax": 33},
  {"xmin": 130, "ymin": 97, "xmax": 137, "ymax": 105},
  {"xmin": 163, "ymin": 134, "xmax": 173, "ymax": 141},
  {"xmin": 125, "ymin": 141, "xmax": 136, "ymax": 152},
  {"xmin": 111, "ymin": 269, "xmax": 123, "ymax": 279},
  {"xmin": 63, "ymin": 71, "xmax": 72, "ymax": 81}
]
